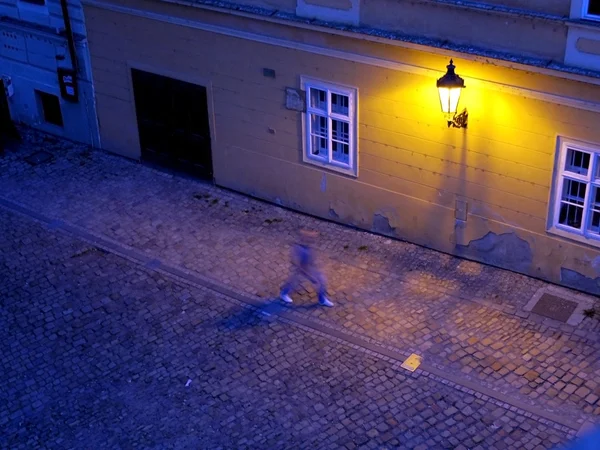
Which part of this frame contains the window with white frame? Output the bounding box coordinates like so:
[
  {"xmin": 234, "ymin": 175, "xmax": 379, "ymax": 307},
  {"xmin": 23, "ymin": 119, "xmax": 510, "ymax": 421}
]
[
  {"xmin": 302, "ymin": 78, "xmax": 357, "ymax": 176},
  {"xmin": 585, "ymin": 0, "xmax": 600, "ymax": 18},
  {"xmin": 550, "ymin": 140, "xmax": 600, "ymax": 241}
]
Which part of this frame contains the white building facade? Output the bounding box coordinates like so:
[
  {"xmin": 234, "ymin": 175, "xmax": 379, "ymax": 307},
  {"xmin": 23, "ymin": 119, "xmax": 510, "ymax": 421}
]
[{"xmin": 0, "ymin": 0, "xmax": 99, "ymax": 146}]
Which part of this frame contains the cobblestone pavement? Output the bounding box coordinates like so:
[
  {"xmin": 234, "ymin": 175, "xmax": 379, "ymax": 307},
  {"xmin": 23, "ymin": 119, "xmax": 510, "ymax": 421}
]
[
  {"xmin": 0, "ymin": 207, "xmax": 574, "ymax": 449},
  {"xmin": 1, "ymin": 128, "xmax": 599, "ymax": 429}
]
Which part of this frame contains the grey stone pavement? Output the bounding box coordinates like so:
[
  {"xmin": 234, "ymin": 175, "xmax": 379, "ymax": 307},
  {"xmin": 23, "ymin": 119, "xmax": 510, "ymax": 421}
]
[{"xmin": 1, "ymin": 127, "xmax": 599, "ymax": 447}]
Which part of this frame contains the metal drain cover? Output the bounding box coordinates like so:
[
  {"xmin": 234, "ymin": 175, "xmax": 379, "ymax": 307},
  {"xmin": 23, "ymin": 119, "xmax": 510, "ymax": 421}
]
[
  {"xmin": 531, "ymin": 293, "xmax": 578, "ymax": 322},
  {"xmin": 24, "ymin": 150, "xmax": 53, "ymax": 165}
]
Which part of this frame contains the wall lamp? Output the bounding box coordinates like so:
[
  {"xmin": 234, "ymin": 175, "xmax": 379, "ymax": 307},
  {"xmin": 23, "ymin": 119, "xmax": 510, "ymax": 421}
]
[{"xmin": 437, "ymin": 59, "xmax": 468, "ymax": 128}]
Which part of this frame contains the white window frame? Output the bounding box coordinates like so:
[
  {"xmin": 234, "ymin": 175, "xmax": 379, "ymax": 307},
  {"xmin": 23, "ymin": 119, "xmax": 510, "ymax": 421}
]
[
  {"xmin": 300, "ymin": 76, "xmax": 358, "ymax": 177},
  {"xmin": 548, "ymin": 137, "xmax": 600, "ymax": 247},
  {"xmin": 583, "ymin": 0, "xmax": 600, "ymax": 20}
]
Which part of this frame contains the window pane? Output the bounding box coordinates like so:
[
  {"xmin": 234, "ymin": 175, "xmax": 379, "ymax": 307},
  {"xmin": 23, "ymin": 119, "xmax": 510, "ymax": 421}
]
[
  {"xmin": 562, "ymin": 178, "xmax": 586, "ymax": 204},
  {"xmin": 558, "ymin": 178, "xmax": 586, "ymax": 229},
  {"xmin": 309, "ymin": 114, "xmax": 328, "ymax": 158},
  {"xmin": 559, "ymin": 203, "xmax": 584, "ymax": 229},
  {"xmin": 309, "ymin": 88, "xmax": 327, "ymax": 111},
  {"xmin": 331, "ymin": 93, "xmax": 349, "ymax": 116},
  {"xmin": 332, "ymin": 120, "xmax": 349, "ymax": 144},
  {"xmin": 588, "ymin": 186, "xmax": 600, "ymax": 235},
  {"xmin": 588, "ymin": 0, "xmax": 600, "ymax": 16},
  {"xmin": 310, "ymin": 114, "xmax": 328, "ymax": 137},
  {"xmin": 332, "ymin": 141, "xmax": 349, "ymax": 164},
  {"xmin": 590, "ymin": 211, "xmax": 600, "ymax": 235},
  {"xmin": 310, "ymin": 135, "xmax": 328, "ymax": 158},
  {"xmin": 564, "ymin": 148, "xmax": 590, "ymax": 176}
]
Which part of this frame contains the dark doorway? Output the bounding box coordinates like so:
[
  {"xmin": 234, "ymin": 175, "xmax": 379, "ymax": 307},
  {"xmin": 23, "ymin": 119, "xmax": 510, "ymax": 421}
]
[
  {"xmin": 131, "ymin": 69, "xmax": 213, "ymax": 179},
  {"xmin": 0, "ymin": 80, "xmax": 20, "ymax": 150}
]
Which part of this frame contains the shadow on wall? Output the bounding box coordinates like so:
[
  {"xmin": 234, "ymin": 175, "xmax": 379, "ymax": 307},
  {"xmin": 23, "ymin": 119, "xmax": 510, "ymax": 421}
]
[
  {"xmin": 362, "ymin": 119, "xmax": 600, "ymax": 297},
  {"xmin": 356, "ymin": 128, "xmax": 533, "ymax": 300}
]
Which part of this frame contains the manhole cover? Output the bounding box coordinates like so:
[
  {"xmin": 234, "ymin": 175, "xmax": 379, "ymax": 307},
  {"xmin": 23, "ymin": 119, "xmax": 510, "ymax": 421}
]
[
  {"xmin": 24, "ymin": 150, "xmax": 53, "ymax": 165},
  {"xmin": 531, "ymin": 293, "xmax": 578, "ymax": 322}
]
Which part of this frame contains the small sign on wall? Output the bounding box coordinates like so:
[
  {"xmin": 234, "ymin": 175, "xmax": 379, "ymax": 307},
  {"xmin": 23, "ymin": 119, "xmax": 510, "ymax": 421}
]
[{"xmin": 57, "ymin": 68, "xmax": 78, "ymax": 102}]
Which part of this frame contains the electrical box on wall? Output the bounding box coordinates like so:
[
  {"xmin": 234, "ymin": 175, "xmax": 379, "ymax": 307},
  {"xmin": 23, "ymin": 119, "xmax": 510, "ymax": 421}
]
[{"xmin": 57, "ymin": 68, "xmax": 78, "ymax": 102}]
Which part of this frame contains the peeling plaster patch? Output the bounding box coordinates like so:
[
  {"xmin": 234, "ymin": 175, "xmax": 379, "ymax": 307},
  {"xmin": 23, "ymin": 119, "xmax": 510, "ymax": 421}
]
[
  {"xmin": 457, "ymin": 232, "xmax": 532, "ymax": 274},
  {"xmin": 320, "ymin": 173, "xmax": 327, "ymax": 192},
  {"xmin": 561, "ymin": 268, "xmax": 600, "ymax": 296},
  {"xmin": 285, "ymin": 88, "xmax": 305, "ymax": 112},
  {"xmin": 372, "ymin": 213, "xmax": 396, "ymax": 235},
  {"xmin": 329, "ymin": 208, "xmax": 340, "ymax": 219}
]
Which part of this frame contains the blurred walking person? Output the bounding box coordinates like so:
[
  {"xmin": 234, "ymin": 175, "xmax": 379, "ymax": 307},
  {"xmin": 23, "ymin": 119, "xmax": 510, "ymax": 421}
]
[{"xmin": 280, "ymin": 228, "xmax": 334, "ymax": 307}]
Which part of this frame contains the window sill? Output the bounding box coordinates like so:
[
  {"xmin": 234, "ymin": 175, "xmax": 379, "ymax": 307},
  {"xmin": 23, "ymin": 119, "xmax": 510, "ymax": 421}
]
[
  {"xmin": 302, "ymin": 154, "xmax": 358, "ymax": 178},
  {"xmin": 547, "ymin": 225, "xmax": 600, "ymax": 248},
  {"xmin": 568, "ymin": 18, "xmax": 600, "ymax": 30}
]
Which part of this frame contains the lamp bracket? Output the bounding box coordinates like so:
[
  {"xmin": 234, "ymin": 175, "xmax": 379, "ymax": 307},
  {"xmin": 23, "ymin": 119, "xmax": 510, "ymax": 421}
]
[{"xmin": 448, "ymin": 109, "xmax": 468, "ymax": 128}]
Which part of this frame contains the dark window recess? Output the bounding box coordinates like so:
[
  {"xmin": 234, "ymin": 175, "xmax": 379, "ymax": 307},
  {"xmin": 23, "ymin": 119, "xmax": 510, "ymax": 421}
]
[
  {"xmin": 37, "ymin": 91, "xmax": 63, "ymax": 127},
  {"xmin": 20, "ymin": 0, "xmax": 46, "ymax": 5},
  {"xmin": 589, "ymin": 0, "xmax": 600, "ymax": 16}
]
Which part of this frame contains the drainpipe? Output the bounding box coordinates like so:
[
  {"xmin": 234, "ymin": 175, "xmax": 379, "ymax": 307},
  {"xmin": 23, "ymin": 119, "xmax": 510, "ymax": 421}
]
[{"xmin": 60, "ymin": 0, "xmax": 78, "ymax": 72}]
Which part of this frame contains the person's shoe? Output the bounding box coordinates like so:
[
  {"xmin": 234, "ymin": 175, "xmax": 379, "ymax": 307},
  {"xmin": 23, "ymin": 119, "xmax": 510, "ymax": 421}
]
[
  {"xmin": 319, "ymin": 297, "xmax": 334, "ymax": 307},
  {"xmin": 280, "ymin": 294, "xmax": 293, "ymax": 304}
]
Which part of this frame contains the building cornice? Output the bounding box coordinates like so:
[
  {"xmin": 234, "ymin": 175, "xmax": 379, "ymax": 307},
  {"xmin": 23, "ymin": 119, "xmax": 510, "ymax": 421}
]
[
  {"xmin": 152, "ymin": 0, "xmax": 600, "ymax": 85},
  {"xmin": 83, "ymin": 0, "xmax": 600, "ymax": 114},
  {"xmin": 418, "ymin": 0, "xmax": 567, "ymax": 23}
]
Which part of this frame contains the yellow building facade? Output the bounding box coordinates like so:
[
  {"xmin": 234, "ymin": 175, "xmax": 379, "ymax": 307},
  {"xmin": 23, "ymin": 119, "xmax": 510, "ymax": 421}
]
[{"xmin": 81, "ymin": 0, "xmax": 600, "ymax": 295}]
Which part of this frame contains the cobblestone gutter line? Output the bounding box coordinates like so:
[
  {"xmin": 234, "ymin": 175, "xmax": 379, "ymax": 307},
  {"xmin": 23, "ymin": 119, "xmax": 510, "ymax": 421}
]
[{"xmin": 0, "ymin": 197, "xmax": 581, "ymax": 437}]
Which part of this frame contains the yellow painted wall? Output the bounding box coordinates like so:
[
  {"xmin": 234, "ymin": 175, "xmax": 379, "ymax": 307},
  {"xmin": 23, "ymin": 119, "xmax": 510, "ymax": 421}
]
[
  {"xmin": 83, "ymin": 0, "xmax": 600, "ymax": 294},
  {"xmin": 359, "ymin": 0, "xmax": 567, "ymax": 60}
]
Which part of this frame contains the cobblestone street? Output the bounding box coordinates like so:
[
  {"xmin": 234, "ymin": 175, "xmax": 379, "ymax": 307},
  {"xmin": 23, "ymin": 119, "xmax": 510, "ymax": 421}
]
[
  {"xmin": 0, "ymin": 201, "xmax": 575, "ymax": 449},
  {"xmin": 1, "ymin": 129, "xmax": 600, "ymax": 447}
]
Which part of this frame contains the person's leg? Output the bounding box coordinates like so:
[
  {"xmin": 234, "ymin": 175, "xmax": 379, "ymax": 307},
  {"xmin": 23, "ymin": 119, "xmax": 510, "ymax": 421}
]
[
  {"xmin": 308, "ymin": 268, "xmax": 333, "ymax": 307},
  {"xmin": 280, "ymin": 270, "xmax": 301, "ymax": 303}
]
